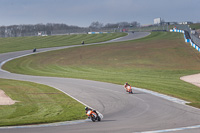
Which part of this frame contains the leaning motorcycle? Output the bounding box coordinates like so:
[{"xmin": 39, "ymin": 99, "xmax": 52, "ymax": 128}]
[
  {"xmin": 86, "ymin": 110, "xmax": 101, "ymax": 122},
  {"xmin": 125, "ymin": 85, "xmax": 133, "ymax": 94}
]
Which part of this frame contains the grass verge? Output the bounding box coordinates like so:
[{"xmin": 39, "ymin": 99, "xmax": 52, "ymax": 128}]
[
  {"xmin": 3, "ymin": 32, "xmax": 200, "ymax": 109},
  {"xmin": 0, "ymin": 32, "xmax": 127, "ymax": 53},
  {"xmin": 0, "ymin": 78, "xmax": 86, "ymax": 126}
]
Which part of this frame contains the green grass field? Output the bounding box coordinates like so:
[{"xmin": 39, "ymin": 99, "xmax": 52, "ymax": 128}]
[
  {"xmin": 0, "ymin": 78, "xmax": 86, "ymax": 126},
  {"xmin": 0, "ymin": 32, "xmax": 127, "ymax": 53},
  {"xmin": 0, "ymin": 32, "xmax": 127, "ymax": 126},
  {"xmin": 3, "ymin": 32, "xmax": 200, "ymax": 108},
  {"xmin": 189, "ymin": 23, "xmax": 200, "ymax": 30}
]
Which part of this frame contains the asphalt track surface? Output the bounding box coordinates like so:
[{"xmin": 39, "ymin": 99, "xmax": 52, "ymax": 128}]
[{"xmin": 0, "ymin": 32, "xmax": 200, "ymax": 133}]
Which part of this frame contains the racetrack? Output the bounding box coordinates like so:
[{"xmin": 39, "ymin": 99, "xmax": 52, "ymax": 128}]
[{"xmin": 0, "ymin": 32, "xmax": 200, "ymax": 133}]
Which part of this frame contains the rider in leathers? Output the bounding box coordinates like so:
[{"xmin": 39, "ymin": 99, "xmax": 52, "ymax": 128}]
[
  {"xmin": 124, "ymin": 82, "xmax": 131, "ymax": 92},
  {"xmin": 85, "ymin": 107, "xmax": 99, "ymax": 118}
]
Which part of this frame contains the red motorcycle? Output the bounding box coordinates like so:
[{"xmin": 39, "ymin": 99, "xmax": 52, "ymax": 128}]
[{"xmin": 125, "ymin": 85, "xmax": 133, "ymax": 94}]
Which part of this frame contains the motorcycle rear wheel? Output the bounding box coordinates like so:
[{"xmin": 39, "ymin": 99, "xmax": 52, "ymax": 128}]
[{"xmin": 97, "ymin": 116, "xmax": 101, "ymax": 121}]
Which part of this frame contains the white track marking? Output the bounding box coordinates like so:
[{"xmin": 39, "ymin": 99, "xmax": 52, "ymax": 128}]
[
  {"xmin": 134, "ymin": 87, "xmax": 190, "ymax": 105},
  {"xmin": 134, "ymin": 124, "xmax": 200, "ymax": 133}
]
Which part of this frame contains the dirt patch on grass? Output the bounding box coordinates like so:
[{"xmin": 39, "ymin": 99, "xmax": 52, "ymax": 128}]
[
  {"xmin": 180, "ymin": 73, "xmax": 200, "ymax": 88},
  {"xmin": 0, "ymin": 89, "xmax": 17, "ymax": 105}
]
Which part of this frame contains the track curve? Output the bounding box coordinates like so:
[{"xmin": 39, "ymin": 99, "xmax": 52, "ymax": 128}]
[{"xmin": 0, "ymin": 32, "xmax": 200, "ymax": 133}]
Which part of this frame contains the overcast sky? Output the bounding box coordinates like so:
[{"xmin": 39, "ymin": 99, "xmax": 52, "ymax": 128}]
[{"xmin": 0, "ymin": 0, "xmax": 199, "ymax": 27}]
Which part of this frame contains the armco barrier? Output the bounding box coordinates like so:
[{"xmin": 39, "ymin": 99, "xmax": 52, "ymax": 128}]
[
  {"xmin": 170, "ymin": 28, "xmax": 200, "ymax": 52},
  {"xmin": 175, "ymin": 24, "xmax": 200, "ymax": 48}
]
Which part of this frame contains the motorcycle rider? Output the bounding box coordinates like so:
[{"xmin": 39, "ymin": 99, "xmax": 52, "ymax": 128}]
[
  {"xmin": 85, "ymin": 107, "xmax": 92, "ymax": 113},
  {"xmin": 33, "ymin": 48, "xmax": 36, "ymax": 52},
  {"xmin": 82, "ymin": 41, "xmax": 84, "ymax": 45},
  {"xmin": 85, "ymin": 107, "xmax": 99, "ymax": 118},
  {"xmin": 124, "ymin": 82, "xmax": 131, "ymax": 92}
]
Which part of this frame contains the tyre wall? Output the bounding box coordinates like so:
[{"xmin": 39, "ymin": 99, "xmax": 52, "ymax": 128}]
[{"xmin": 170, "ymin": 29, "xmax": 200, "ymax": 52}]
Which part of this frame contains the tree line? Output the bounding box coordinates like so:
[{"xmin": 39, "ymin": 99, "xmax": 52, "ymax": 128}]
[{"xmin": 0, "ymin": 21, "xmax": 140, "ymax": 38}]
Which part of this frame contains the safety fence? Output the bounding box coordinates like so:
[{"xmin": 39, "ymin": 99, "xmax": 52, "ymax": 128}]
[
  {"xmin": 170, "ymin": 28, "xmax": 200, "ymax": 52},
  {"xmin": 175, "ymin": 25, "xmax": 200, "ymax": 47}
]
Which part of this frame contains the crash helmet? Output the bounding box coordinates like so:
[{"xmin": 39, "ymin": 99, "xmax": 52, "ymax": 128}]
[{"xmin": 85, "ymin": 107, "xmax": 88, "ymax": 110}]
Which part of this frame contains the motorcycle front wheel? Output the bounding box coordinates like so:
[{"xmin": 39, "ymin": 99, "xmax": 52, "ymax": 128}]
[{"xmin": 91, "ymin": 116, "xmax": 96, "ymax": 122}]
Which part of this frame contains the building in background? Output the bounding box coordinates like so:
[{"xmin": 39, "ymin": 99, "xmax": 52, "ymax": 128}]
[
  {"xmin": 178, "ymin": 21, "xmax": 193, "ymax": 25},
  {"xmin": 154, "ymin": 18, "xmax": 161, "ymax": 25}
]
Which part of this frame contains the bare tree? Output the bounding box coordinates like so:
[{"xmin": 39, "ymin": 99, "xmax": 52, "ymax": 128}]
[
  {"xmin": 0, "ymin": 20, "xmax": 140, "ymax": 38},
  {"xmin": 89, "ymin": 21, "xmax": 104, "ymax": 29}
]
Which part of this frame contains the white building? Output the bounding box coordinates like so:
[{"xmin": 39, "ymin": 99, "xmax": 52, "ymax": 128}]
[
  {"xmin": 178, "ymin": 21, "xmax": 193, "ymax": 25},
  {"xmin": 154, "ymin": 18, "xmax": 161, "ymax": 24}
]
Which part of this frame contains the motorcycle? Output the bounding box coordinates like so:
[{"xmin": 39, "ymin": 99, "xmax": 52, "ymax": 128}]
[
  {"xmin": 125, "ymin": 85, "xmax": 133, "ymax": 94},
  {"xmin": 86, "ymin": 110, "xmax": 101, "ymax": 122}
]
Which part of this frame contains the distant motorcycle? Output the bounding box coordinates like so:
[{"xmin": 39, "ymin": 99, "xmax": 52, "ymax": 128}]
[
  {"xmin": 86, "ymin": 110, "xmax": 101, "ymax": 122},
  {"xmin": 125, "ymin": 85, "xmax": 133, "ymax": 94},
  {"xmin": 33, "ymin": 48, "xmax": 36, "ymax": 52},
  {"xmin": 124, "ymin": 82, "xmax": 133, "ymax": 94}
]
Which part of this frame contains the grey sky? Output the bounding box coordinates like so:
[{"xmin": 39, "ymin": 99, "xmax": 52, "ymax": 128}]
[{"xmin": 0, "ymin": 0, "xmax": 199, "ymax": 27}]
